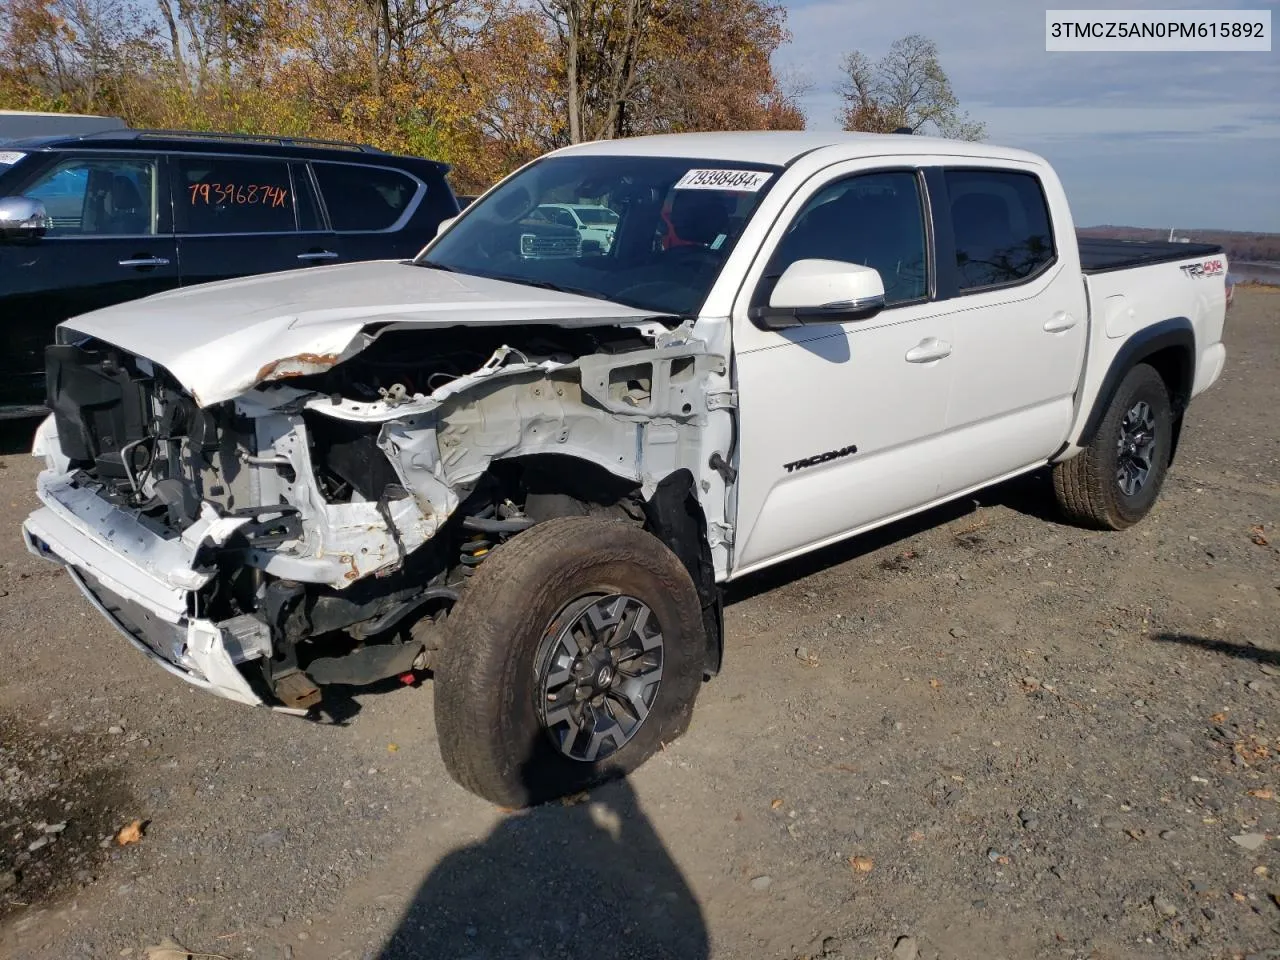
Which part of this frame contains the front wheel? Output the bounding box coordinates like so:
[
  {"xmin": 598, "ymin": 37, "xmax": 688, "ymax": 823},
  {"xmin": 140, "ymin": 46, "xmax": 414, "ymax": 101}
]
[
  {"xmin": 1052, "ymin": 362, "xmax": 1174, "ymax": 530},
  {"xmin": 432, "ymin": 517, "xmax": 706, "ymax": 807}
]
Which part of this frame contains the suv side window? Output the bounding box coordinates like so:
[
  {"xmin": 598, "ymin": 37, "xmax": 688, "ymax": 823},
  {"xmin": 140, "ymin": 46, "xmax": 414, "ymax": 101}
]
[
  {"xmin": 762, "ymin": 170, "xmax": 928, "ymax": 307},
  {"xmin": 175, "ymin": 156, "xmax": 296, "ymax": 234},
  {"xmin": 946, "ymin": 169, "xmax": 1055, "ymax": 291},
  {"xmin": 312, "ymin": 163, "xmax": 419, "ymax": 232},
  {"xmin": 24, "ymin": 156, "xmax": 158, "ymax": 236}
]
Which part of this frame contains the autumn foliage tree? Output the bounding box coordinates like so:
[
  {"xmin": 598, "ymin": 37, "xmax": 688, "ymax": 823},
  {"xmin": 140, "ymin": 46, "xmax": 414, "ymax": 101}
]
[
  {"xmin": 836, "ymin": 33, "xmax": 984, "ymax": 140},
  {"xmin": 1, "ymin": 0, "xmax": 804, "ymax": 191}
]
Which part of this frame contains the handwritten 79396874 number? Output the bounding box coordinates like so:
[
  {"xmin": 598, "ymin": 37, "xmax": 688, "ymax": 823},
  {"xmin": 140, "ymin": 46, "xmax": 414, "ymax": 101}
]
[{"xmin": 188, "ymin": 183, "xmax": 290, "ymax": 208}]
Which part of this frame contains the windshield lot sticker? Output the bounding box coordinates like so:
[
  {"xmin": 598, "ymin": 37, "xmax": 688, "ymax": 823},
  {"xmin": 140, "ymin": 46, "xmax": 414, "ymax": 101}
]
[
  {"xmin": 0, "ymin": 151, "xmax": 26, "ymax": 165},
  {"xmin": 675, "ymin": 169, "xmax": 773, "ymax": 192}
]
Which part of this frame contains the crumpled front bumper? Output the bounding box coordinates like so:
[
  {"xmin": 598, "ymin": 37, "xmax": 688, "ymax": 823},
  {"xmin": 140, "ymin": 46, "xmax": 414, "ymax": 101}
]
[{"xmin": 23, "ymin": 473, "xmax": 274, "ymax": 708}]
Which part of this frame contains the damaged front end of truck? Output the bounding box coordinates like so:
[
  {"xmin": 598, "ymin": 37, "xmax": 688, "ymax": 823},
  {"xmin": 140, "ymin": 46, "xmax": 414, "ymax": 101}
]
[{"xmin": 24, "ymin": 314, "xmax": 730, "ymax": 712}]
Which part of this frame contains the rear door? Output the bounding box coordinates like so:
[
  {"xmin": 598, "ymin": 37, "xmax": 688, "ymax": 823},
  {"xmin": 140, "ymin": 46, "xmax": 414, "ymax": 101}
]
[
  {"xmin": 0, "ymin": 151, "xmax": 176, "ymax": 413},
  {"xmin": 933, "ymin": 166, "xmax": 1088, "ymax": 495},
  {"xmin": 172, "ymin": 153, "xmax": 337, "ymax": 287},
  {"xmin": 308, "ymin": 161, "xmax": 428, "ymax": 262}
]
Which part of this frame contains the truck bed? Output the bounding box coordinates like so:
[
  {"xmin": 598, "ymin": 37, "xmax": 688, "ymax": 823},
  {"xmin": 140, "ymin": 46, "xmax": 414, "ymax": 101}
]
[{"xmin": 1078, "ymin": 237, "xmax": 1223, "ymax": 274}]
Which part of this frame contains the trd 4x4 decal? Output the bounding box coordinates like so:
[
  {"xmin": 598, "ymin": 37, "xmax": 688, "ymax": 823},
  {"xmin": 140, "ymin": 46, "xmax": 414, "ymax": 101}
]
[{"xmin": 1181, "ymin": 259, "xmax": 1225, "ymax": 278}]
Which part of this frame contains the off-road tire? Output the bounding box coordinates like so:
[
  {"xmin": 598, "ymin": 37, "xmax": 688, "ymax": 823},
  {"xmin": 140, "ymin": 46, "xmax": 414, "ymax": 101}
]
[
  {"xmin": 433, "ymin": 516, "xmax": 705, "ymax": 807},
  {"xmin": 1052, "ymin": 362, "xmax": 1173, "ymax": 530}
]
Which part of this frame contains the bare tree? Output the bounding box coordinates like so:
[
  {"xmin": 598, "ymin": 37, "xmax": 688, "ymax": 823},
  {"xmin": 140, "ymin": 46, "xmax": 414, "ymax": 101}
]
[
  {"xmin": 538, "ymin": 0, "xmax": 651, "ymax": 143},
  {"xmin": 835, "ymin": 34, "xmax": 984, "ymax": 140}
]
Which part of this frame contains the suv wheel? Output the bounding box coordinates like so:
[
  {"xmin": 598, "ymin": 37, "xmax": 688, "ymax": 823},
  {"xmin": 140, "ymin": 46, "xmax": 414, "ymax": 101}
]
[
  {"xmin": 433, "ymin": 517, "xmax": 705, "ymax": 807},
  {"xmin": 1053, "ymin": 362, "xmax": 1174, "ymax": 530}
]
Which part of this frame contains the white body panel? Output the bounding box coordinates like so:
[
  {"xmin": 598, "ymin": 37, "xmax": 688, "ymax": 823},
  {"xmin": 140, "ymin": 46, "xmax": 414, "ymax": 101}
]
[{"xmin": 1059, "ymin": 257, "xmax": 1229, "ymax": 457}]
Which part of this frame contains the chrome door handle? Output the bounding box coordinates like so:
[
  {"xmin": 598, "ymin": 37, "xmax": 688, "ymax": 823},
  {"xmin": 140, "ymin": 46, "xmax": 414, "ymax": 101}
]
[
  {"xmin": 297, "ymin": 250, "xmax": 339, "ymax": 261},
  {"xmin": 905, "ymin": 338, "xmax": 952, "ymax": 363},
  {"xmin": 118, "ymin": 257, "xmax": 170, "ymax": 268},
  {"xmin": 1043, "ymin": 311, "xmax": 1078, "ymax": 333}
]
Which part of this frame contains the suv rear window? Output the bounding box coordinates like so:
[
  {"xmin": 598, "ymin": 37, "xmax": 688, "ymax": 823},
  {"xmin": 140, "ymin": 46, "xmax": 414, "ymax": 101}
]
[
  {"xmin": 312, "ymin": 163, "xmax": 418, "ymax": 231},
  {"xmin": 175, "ymin": 156, "xmax": 296, "ymax": 234},
  {"xmin": 946, "ymin": 169, "xmax": 1055, "ymax": 291}
]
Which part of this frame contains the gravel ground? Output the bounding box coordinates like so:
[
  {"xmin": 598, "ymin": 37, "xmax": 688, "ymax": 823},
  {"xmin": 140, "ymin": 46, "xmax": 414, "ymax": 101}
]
[{"xmin": 1, "ymin": 288, "xmax": 1277, "ymax": 960}]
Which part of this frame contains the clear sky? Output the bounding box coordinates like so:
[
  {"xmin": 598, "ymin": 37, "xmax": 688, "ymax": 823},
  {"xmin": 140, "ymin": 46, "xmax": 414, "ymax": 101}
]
[{"xmin": 775, "ymin": 0, "xmax": 1279, "ymax": 233}]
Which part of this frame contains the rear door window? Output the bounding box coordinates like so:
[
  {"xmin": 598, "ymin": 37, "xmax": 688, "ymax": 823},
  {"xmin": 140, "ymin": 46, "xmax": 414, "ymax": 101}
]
[
  {"xmin": 946, "ymin": 169, "xmax": 1056, "ymax": 291},
  {"xmin": 175, "ymin": 156, "xmax": 297, "ymax": 234},
  {"xmin": 311, "ymin": 163, "xmax": 420, "ymax": 231},
  {"xmin": 23, "ymin": 156, "xmax": 159, "ymax": 236}
]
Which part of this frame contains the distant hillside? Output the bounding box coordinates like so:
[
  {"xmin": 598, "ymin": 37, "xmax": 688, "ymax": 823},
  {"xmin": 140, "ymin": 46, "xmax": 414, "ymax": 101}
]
[{"xmin": 1078, "ymin": 226, "xmax": 1280, "ymax": 263}]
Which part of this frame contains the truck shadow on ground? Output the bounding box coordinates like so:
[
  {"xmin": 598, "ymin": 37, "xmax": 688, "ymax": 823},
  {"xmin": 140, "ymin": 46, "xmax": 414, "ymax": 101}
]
[
  {"xmin": 1152, "ymin": 632, "xmax": 1280, "ymax": 667},
  {"xmin": 0, "ymin": 419, "xmax": 40, "ymax": 457},
  {"xmin": 376, "ymin": 767, "xmax": 709, "ymax": 960}
]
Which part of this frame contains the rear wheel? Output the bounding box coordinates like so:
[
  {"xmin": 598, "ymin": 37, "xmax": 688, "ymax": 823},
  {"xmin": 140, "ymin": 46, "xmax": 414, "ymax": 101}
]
[
  {"xmin": 433, "ymin": 516, "xmax": 705, "ymax": 807},
  {"xmin": 1053, "ymin": 362, "xmax": 1173, "ymax": 530}
]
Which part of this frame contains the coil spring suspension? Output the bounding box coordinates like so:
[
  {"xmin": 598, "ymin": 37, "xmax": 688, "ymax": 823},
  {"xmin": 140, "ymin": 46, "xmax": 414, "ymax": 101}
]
[
  {"xmin": 457, "ymin": 500, "xmax": 536, "ymax": 575},
  {"xmin": 459, "ymin": 534, "xmax": 492, "ymax": 575}
]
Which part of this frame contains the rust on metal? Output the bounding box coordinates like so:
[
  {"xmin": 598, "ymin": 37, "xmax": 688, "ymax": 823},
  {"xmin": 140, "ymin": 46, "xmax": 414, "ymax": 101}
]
[{"xmin": 255, "ymin": 352, "xmax": 341, "ymax": 384}]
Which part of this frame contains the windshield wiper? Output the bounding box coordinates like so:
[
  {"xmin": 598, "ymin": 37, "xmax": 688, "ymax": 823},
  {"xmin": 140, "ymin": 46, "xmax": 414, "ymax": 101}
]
[
  {"xmin": 413, "ymin": 259, "xmax": 459, "ymax": 272},
  {"xmin": 488, "ymin": 274, "xmax": 608, "ymax": 301}
]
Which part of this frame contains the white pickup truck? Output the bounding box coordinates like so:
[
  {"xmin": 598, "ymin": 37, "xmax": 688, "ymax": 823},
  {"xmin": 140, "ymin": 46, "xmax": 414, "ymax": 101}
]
[{"xmin": 23, "ymin": 132, "xmax": 1230, "ymax": 806}]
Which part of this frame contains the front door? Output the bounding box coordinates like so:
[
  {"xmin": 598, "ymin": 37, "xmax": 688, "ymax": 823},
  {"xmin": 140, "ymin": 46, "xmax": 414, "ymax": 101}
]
[
  {"xmin": 0, "ymin": 152, "xmax": 176, "ymax": 413},
  {"xmin": 730, "ymin": 165, "xmax": 955, "ymax": 576}
]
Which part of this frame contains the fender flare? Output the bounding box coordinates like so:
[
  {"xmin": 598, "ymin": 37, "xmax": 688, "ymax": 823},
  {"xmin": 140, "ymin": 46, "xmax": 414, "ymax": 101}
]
[{"xmin": 1077, "ymin": 317, "xmax": 1195, "ymax": 447}]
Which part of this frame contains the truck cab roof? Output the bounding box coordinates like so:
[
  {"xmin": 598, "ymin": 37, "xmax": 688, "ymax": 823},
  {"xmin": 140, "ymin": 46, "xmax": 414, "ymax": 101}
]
[{"xmin": 552, "ymin": 130, "xmax": 1048, "ymax": 168}]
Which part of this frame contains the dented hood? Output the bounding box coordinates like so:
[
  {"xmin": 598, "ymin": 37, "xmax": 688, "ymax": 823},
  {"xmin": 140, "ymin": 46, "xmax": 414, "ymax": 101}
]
[{"xmin": 60, "ymin": 260, "xmax": 664, "ymax": 406}]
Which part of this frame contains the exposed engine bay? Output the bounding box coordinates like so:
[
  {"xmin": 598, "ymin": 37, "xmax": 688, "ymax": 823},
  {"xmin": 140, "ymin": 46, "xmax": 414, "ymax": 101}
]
[{"xmin": 33, "ymin": 319, "xmax": 728, "ymax": 711}]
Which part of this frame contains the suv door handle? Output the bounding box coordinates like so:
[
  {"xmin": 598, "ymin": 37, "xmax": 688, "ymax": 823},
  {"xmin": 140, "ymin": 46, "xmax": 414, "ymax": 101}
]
[
  {"xmin": 118, "ymin": 257, "xmax": 170, "ymax": 268},
  {"xmin": 1043, "ymin": 311, "xmax": 1078, "ymax": 333},
  {"xmin": 905, "ymin": 338, "xmax": 952, "ymax": 363},
  {"xmin": 297, "ymin": 250, "xmax": 339, "ymax": 261}
]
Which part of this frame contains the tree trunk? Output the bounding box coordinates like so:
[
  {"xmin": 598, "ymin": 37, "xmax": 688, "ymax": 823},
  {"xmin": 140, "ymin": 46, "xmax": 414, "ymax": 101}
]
[
  {"xmin": 158, "ymin": 0, "xmax": 189, "ymax": 89},
  {"xmin": 566, "ymin": 2, "xmax": 581, "ymax": 143}
]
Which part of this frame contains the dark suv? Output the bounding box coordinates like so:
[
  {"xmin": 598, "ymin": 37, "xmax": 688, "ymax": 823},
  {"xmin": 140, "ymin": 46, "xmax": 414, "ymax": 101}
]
[{"xmin": 0, "ymin": 129, "xmax": 459, "ymax": 418}]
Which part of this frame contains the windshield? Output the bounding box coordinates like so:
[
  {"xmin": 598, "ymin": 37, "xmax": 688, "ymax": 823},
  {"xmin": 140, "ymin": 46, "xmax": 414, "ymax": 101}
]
[{"xmin": 417, "ymin": 155, "xmax": 781, "ymax": 316}]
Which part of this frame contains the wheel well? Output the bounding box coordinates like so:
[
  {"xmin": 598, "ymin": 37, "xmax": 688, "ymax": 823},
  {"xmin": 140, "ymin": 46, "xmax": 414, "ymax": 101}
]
[
  {"xmin": 640, "ymin": 470, "xmax": 723, "ymax": 679},
  {"xmin": 1141, "ymin": 345, "xmax": 1193, "ymax": 464},
  {"xmin": 1142, "ymin": 345, "xmax": 1193, "ymax": 411},
  {"xmin": 1078, "ymin": 319, "xmax": 1194, "ymax": 456},
  {"xmin": 455, "ymin": 456, "xmax": 724, "ymax": 676}
]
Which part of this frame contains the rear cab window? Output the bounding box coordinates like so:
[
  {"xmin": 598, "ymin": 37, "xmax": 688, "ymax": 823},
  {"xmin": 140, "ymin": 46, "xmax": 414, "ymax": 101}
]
[
  {"xmin": 945, "ymin": 169, "xmax": 1056, "ymax": 292},
  {"xmin": 311, "ymin": 162, "xmax": 421, "ymax": 232},
  {"xmin": 175, "ymin": 156, "xmax": 297, "ymax": 234}
]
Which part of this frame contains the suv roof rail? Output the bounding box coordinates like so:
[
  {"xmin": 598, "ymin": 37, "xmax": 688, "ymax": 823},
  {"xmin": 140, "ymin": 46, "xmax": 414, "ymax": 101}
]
[{"xmin": 74, "ymin": 128, "xmax": 387, "ymax": 153}]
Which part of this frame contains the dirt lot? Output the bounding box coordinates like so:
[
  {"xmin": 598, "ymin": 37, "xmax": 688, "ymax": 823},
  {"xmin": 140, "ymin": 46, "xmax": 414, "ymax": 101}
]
[{"xmin": 1, "ymin": 288, "xmax": 1277, "ymax": 960}]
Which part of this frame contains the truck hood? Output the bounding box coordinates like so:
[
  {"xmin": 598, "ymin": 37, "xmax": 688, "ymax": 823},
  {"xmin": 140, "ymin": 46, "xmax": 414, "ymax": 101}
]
[{"xmin": 61, "ymin": 260, "xmax": 665, "ymax": 406}]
